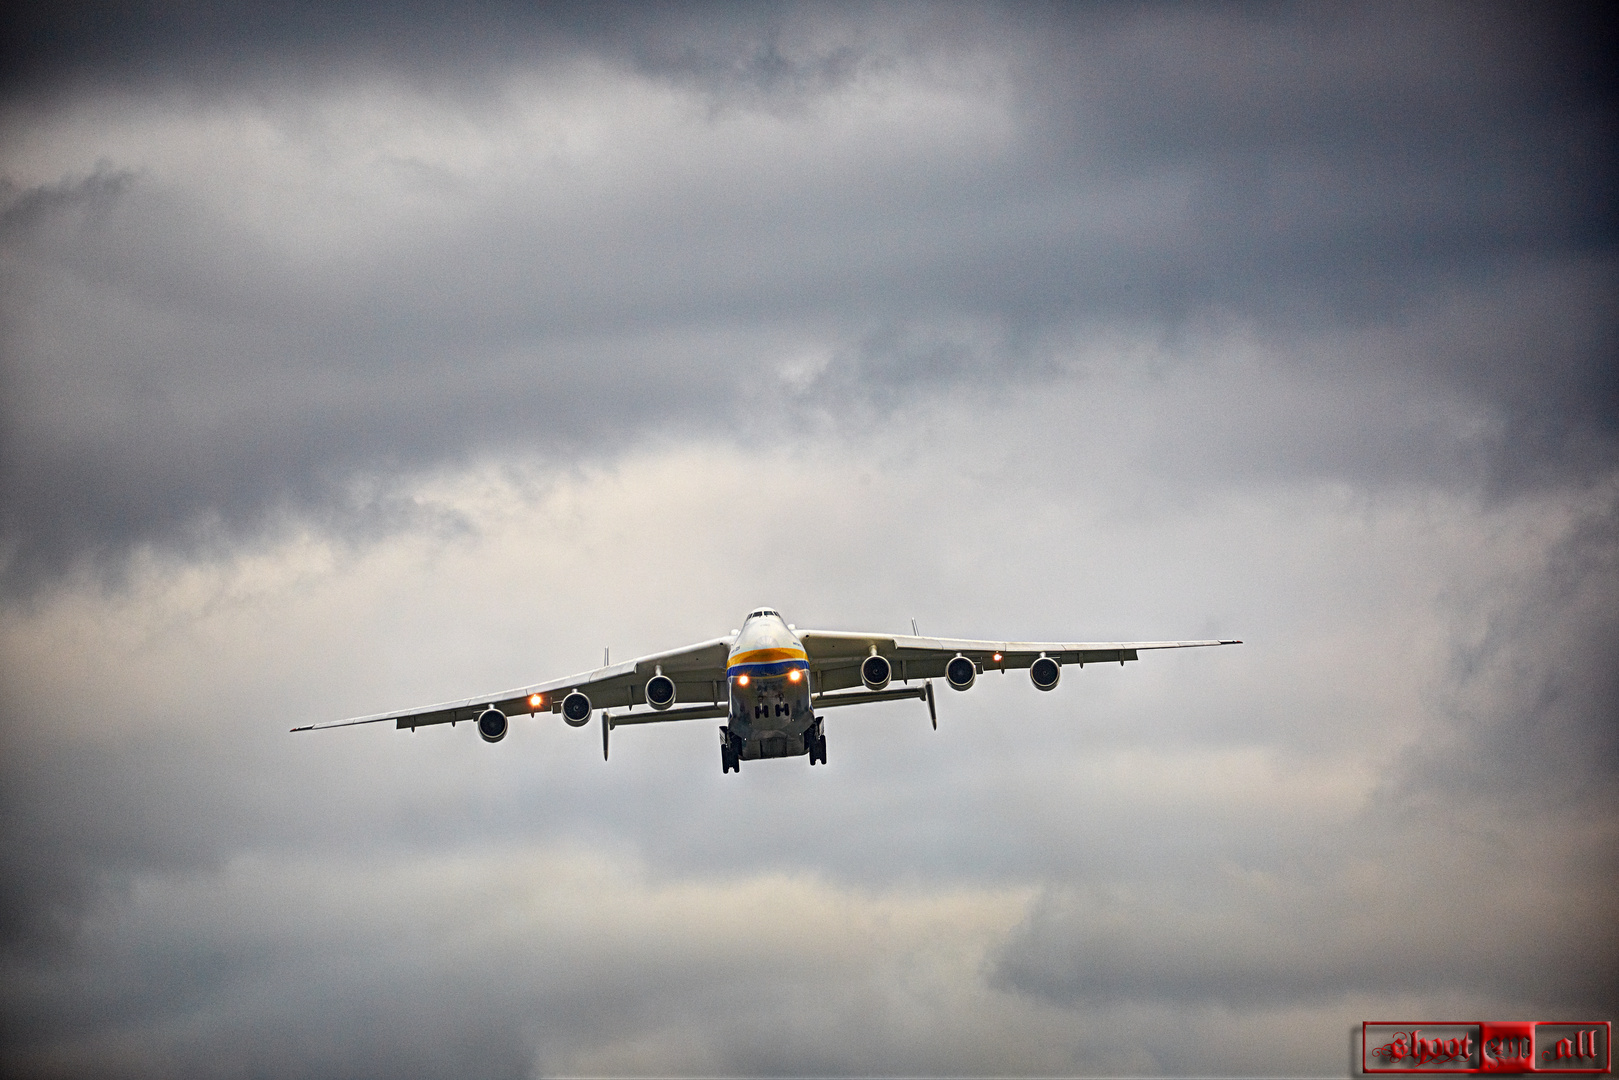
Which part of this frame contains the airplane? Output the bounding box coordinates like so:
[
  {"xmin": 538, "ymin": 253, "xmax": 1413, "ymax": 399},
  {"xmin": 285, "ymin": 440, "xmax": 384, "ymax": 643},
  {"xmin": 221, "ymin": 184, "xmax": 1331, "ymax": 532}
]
[{"xmin": 293, "ymin": 608, "xmax": 1240, "ymax": 773}]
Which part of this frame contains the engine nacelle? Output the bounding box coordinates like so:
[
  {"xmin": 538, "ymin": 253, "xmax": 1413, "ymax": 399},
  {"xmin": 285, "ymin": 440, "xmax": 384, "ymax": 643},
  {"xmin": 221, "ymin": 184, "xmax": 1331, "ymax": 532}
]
[
  {"xmin": 645, "ymin": 674, "xmax": 676, "ymax": 711},
  {"xmin": 561, "ymin": 691, "xmax": 592, "ymax": 727},
  {"xmin": 477, "ymin": 707, "xmax": 508, "ymax": 743},
  {"xmin": 945, "ymin": 654, "xmax": 976, "ymax": 692},
  {"xmin": 860, "ymin": 653, "xmax": 892, "ymax": 691},
  {"xmin": 1030, "ymin": 655, "xmax": 1061, "ymax": 692}
]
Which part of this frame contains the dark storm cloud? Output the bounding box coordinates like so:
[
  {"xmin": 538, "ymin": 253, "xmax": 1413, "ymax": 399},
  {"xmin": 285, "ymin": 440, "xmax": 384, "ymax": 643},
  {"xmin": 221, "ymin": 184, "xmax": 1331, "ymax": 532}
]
[
  {"xmin": 0, "ymin": 0, "xmax": 907, "ymax": 105},
  {"xmin": 1018, "ymin": 2, "xmax": 1619, "ymax": 434},
  {"xmin": 1, "ymin": 0, "xmax": 568, "ymax": 95},
  {"xmin": 0, "ymin": 164, "xmax": 754, "ymax": 589},
  {"xmin": 1, "ymin": 2, "xmax": 1616, "ymax": 595}
]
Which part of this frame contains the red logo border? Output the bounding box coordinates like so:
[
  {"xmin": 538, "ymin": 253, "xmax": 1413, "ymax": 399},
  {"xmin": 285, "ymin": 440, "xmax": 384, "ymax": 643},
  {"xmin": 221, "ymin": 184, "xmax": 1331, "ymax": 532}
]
[{"xmin": 1364, "ymin": 1022, "xmax": 1611, "ymax": 1075}]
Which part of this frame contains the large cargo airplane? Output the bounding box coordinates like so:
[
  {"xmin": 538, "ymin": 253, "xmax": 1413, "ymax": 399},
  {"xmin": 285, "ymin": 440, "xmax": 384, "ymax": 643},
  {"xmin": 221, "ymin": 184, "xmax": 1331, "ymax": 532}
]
[{"xmin": 294, "ymin": 608, "xmax": 1240, "ymax": 773}]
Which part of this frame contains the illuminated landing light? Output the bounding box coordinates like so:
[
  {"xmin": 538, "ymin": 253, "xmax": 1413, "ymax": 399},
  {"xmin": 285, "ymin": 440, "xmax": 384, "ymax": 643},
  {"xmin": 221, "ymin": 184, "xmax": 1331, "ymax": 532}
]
[
  {"xmin": 529, "ymin": 694, "xmax": 543, "ymax": 708},
  {"xmin": 993, "ymin": 652, "xmax": 1003, "ymax": 663},
  {"xmin": 737, "ymin": 674, "xmax": 750, "ymax": 686},
  {"xmin": 788, "ymin": 669, "xmax": 802, "ymax": 683}
]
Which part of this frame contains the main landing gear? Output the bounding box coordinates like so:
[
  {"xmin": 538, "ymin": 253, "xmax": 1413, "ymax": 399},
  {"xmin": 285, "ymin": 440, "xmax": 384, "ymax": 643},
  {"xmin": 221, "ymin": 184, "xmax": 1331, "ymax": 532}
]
[
  {"xmin": 805, "ymin": 717, "xmax": 826, "ymax": 766},
  {"xmin": 718, "ymin": 721, "xmax": 826, "ymax": 773}
]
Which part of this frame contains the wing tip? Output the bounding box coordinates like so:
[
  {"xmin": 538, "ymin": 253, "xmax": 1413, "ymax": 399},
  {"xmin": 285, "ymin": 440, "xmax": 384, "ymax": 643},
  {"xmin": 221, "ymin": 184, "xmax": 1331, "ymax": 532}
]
[
  {"xmin": 290, "ymin": 724, "xmax": 313, "ymax": 732},
  {"xmin": 1221, "ymin": 639, "xmax": 1243, "ymax": 645}
]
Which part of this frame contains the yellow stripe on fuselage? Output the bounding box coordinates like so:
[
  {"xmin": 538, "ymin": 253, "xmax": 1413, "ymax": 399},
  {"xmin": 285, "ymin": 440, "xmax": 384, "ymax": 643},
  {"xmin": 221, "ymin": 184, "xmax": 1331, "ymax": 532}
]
[{"xmin": 728, "ymin": 647, "xmax": 807, "ymax": 667}]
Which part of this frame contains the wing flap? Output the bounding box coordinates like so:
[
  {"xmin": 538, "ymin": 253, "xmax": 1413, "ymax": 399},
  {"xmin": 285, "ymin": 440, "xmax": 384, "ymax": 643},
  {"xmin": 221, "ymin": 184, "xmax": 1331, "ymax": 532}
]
[{"xmin": 606, "ymin": 703, "xmax": 730, "ymax": 726}]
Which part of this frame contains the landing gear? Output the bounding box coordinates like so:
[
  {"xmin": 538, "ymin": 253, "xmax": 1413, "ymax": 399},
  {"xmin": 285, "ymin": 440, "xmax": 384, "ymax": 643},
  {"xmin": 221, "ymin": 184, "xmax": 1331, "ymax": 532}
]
[
  {"xmin": 805, "ymin": 717, "xmax": 826, "ymax": 766},
  {"xmin": 719, "ymin": 727, "xmax": 741, "ymax": 774}
]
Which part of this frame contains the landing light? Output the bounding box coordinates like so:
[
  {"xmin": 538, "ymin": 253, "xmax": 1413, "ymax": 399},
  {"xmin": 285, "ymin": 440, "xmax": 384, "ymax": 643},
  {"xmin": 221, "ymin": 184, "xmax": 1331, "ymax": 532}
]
[
  {"xmin": 737, "ymin": 674, "xmax": 750, "ymax": 686},
  {"xmin": 529, "ymin": 694, "xmax": 542, "ymax": 708},
  {"xmin": 788, "ymin": 669, "xmax": 802, "ymax": 682},
  {"xmin": 993, "ymin": 652, "xmax": 1003, "ymax": 663}
]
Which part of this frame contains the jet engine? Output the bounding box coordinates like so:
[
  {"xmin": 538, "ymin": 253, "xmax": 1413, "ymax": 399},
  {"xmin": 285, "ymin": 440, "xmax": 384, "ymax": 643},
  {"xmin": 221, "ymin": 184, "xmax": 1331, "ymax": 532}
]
[
  {"xmin": 1030, "ymin": 655, "xmax": 1061, "ymax": 692},
  {"xmin": 945, "ymin": 654, "xmax": 976, "ymax": 691},
  {"xmin": 860, "ymin": 653, "xmax": 892, "ymax": 691},
  {"xmin": 561, "ymin": 691, "xmax": 593, "ymax": 727},
  {"xmin": 645, "ymin": 674, "xmax": 676, "ymax": 710},
  {"xmin": 477, "ymin": 707, "xmax": 508, "ymax": 743}
]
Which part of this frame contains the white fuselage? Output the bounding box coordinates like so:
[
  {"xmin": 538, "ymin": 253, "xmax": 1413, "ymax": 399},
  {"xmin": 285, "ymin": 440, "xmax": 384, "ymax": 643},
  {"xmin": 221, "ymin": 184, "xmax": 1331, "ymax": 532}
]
[{"xmin": 726, "ymin": 609, "xmax": 815, "ymax": 759}]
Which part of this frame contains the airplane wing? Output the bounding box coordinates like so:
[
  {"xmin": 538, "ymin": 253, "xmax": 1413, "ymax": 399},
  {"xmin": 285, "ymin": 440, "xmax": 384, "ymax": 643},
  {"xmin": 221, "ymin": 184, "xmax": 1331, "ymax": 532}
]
[
  {"xmin": 294, "ymin": 626, "xmax": 1240, "ymax": 734},
  {"xmin": 292, "ymin": 636, "xmax": 734, "ymax": 732},
  {"xmin": 800, "ymin": 630, "xmax": 1240, "ymax": 694}
]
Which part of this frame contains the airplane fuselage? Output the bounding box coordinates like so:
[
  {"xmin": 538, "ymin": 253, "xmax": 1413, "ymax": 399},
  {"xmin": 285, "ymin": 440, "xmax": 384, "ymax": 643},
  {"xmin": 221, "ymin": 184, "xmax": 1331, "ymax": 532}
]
[{"xmin": 724, "ymin": 608, "xmax": 816, "ymax": 761}]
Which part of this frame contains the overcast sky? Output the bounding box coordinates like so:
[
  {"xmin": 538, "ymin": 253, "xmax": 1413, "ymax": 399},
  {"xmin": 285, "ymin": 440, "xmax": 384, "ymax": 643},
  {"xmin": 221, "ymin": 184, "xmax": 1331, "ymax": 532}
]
[{"xmin": 1, "ymin": 2, "xmax": 1615, "ymax": 1077}]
